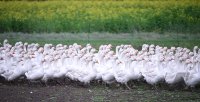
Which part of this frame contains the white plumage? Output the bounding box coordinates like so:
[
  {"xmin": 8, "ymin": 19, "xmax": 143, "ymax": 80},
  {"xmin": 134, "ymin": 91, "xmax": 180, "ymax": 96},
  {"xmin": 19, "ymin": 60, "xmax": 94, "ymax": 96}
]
[{"xmin": 0, "ymin": 39, "xmax": 200, "ymax": 88}]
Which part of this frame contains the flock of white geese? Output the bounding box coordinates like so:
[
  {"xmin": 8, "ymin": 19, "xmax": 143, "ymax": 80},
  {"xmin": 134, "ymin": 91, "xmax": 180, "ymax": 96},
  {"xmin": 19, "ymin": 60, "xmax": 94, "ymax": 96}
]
[{"xmin": 0, "ymin": 39, "xmax": 200, "ymax": 88}]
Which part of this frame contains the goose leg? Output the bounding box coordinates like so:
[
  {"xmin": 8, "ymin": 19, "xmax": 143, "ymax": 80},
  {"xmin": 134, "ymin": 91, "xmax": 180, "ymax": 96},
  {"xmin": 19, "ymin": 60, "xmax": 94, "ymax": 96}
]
[
  {"xmin": 125, "ymin": 83, "xmax": 131, "ymax": 90},
  {"xmin": 190, "ymin": 86, "xmax": 196, "ymax": 92},
  {"xmin": 97, "ymin": 79, "xmax": 101, "ymax": 84},
  {"xmin": 116, "ymin": 83, "xmax": 121, "ymax": 87},
  {"xmin": 84, "ymin": 82, "xmax": 90, "ymax": 88},
  {"xmin": 55, "ymin": 79, "xmax": 62, "ymax": 85},
  {"xmin": 39, "ymin": 80, "xmax": 45, "ymax": 86},
  {"xmin": 184, "ymin": 86, "xmax": 189, "ymax": 90},
  {"xmin": 43, "ymin": 80, "xmax": 48, "ymax": 87},
  {"xmin": 153, "ymin": 84, "xmax": 158, "ymax": 90}
]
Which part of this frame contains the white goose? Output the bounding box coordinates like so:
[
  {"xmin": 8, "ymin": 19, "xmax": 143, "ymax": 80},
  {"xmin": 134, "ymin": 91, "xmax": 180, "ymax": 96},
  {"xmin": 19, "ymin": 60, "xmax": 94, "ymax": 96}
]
[
  {"xmin": 143, "ymin": 55, "xmax": 165, "ymax": 85},
  {"xmin": 25, "ymin": 49, "xmax": 44, "ymax": 81},
  {"xmin": 101, "ymin": 54, "xmax": 116, "ymax": 84},
  {"xmin": 184, "ymin": 48, "xmax": 200, "ymax": 87},
  {"xmin": 165, "ymin": 54, "xmax": 188, "ymax": 85}
]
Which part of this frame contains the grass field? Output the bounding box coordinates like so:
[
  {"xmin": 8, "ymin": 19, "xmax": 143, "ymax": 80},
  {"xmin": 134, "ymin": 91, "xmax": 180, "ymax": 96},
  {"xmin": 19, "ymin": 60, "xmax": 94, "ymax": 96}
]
[
  {"xmin": 1, "ymin": 32, "xmax": 200, "ymax": 49},
  {"xmin": 0, "ymin": 0, "xmax": 199, "ymax": 33}
]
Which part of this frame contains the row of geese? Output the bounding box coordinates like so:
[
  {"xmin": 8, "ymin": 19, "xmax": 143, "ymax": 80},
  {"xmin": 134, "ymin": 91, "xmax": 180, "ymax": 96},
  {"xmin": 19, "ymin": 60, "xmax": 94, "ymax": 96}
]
[{"xmin": 0, "ymin": 39, "xmax": 200, "ymax": 88}]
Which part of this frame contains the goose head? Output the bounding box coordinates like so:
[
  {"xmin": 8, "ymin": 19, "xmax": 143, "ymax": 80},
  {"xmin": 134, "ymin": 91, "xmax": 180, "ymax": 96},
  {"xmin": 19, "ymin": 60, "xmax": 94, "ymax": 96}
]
[
  {"xmin": 193, "ymin": 46, "xmax": 198, "ymax": 54},
  {"xmin": 3, "ymin": 39, "xmax": 8, "ymax": 46},
  {"xmin": 142, "ymin": 44, "xmax": 149, "ymax": 51},
  {"xmin": 189, "ymin": 52, "xmax": 194, "ymax": 57},
  {"xmin": 90, "ymin": 48, "xmax": 96, "ymax": 53},
  {"xmin": 194, "ymin": 46, "xmax": 198, "ymax": 50},
  {"xmin": 148, "ymin": 50, "xmax": 155, "ymax": 55},
  {"xmin": 170, "ymin": 47, "xmax": 176, "ymax": 52},
  {"xmin": 108, "ymin": 51, "xmax": 115, "ymax": 56},
  {"xmin": 149, "ymin": 44, "xmax": 155, "ymax": 51},
  {"xmin": 116, "ymin": 46, "xmax": 120, "ymax": 51},
  {"xmin": 185, "ymin": 59, "xmax": 191, "ymax": 64},
  {"xmin": 107, "ymin": 44, "xmax": 112, "ymax": 49},
  {"xmin": 38, "ymin": 47, "xmax": 44, "ymax": 53}
]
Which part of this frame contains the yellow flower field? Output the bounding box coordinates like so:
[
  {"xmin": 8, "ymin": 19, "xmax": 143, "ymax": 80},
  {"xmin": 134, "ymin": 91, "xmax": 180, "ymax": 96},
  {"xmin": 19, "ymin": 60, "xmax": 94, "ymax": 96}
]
[{"xmin": 0, "ymin": 0, "xmax": 199, "ymax": 33}]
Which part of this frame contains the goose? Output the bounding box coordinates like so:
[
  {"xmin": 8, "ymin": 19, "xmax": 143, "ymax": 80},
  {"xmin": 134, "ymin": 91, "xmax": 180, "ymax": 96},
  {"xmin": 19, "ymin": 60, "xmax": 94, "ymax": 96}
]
[
  {"xmin": 184, "ymin": 54, "xmax": 200, "ymax": 87},
  {"xmin": 142, "ymin": 55, "xmax": 165, "ymax": 85},
  {"xmin": 77, "ymin": 59, "xmax": 97, "ymax": 84},
  {"xmin": 25, "ymin": 49, "xmax": 44, "ymax": 81},
  {"xmin": 165, "ymin": 55, "xmax": 187, "ymax": 85},
  {"xmin": 73, "ymin": 54, "xmax": 90, "ymax": 80},
  {"xmin": 0, "ymin": 58, "xmax": 5, "ymax": 74},
  {"xmin": 2, "ymin": 40, "xmax": 200, "ymax": 87},
  {"xmin": 116, "ymin": 46, "xmax": 121, "ymax": 57},
  {"xmin": 135, "ymin": 55, "xmax": 145, "ymax": 78},
  {"xmin": 114, "ymin": 56, "xmax": 138, "ymax": 89},
  {"xmin": 129, "ymin": 56, "xmax": 143, "ymax": 80},
  {"xmin": 42, "ymin": 56, "xmax": 56, "ymax": 82},
  {"xmin": 6, "ymin": 56, "xmax": 29, "ymax": 81},
  {"xmin": 25, "ymin": 61, "xmax": 44, "ymax": 81},
  {"xmin": 65, "ymin": 53, "xmax": 84, "ymax": 81},
  {"xmin": 1, "ymin": 54, "xmax": 16, "ymax": 80},
  {"xmin": 101, "ymin": 54, "xmax": 115, "ymax": 84},
  {"xmin": 53, "ymin": 54, "xmax": 68, "ymax": 78},
  {"xmin": 3, "ymin": 39, "xmax": 11, "ymax": 48},
  {"xmin": 94, "ymin": 54, "xmax": 106, "ymax": 80},
  {"xmin": 1, "ymin": 50, "xmax": 25, "ymax": 80}
]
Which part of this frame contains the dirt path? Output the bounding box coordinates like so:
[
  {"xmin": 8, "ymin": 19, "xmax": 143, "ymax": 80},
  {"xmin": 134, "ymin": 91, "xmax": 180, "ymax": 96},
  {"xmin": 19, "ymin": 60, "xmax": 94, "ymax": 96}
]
[{"xmin": 0, "ymin": 78, "xmax": 200, "ymax": 102}]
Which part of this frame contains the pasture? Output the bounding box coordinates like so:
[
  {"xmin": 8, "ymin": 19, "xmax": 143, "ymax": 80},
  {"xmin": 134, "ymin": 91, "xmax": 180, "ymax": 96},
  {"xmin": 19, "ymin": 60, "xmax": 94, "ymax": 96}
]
[
  {"xmin": 0, "ymin": 0, "xmax": 200, "ymax": 102},
  {"xmin": 1, "ymin": 32, "xmax": 200, "ymax": 49}
]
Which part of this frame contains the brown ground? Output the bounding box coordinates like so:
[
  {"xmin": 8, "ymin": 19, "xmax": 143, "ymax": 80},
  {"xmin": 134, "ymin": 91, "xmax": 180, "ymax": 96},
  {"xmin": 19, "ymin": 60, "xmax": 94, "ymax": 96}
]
[{"xmin": 0, "ymin": 77, "xmax": 200, "ymax": 102}]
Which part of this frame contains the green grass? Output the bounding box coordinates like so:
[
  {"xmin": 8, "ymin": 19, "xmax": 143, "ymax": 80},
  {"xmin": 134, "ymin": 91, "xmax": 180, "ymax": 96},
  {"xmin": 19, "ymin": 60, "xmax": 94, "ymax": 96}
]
[
  {"xmin": 0, "ymin": 0, "xmax": 199, "ymax": 33},
  {"xmin": 0, "ymin": 32, "xmax": 200, "ymax": 49}
]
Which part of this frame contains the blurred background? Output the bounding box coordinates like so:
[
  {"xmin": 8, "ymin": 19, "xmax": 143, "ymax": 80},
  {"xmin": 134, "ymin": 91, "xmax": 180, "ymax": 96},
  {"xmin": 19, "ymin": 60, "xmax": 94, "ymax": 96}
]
[{"xmin": 0, "ymin": 0, "xmax": 199, "ymax": 48}]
